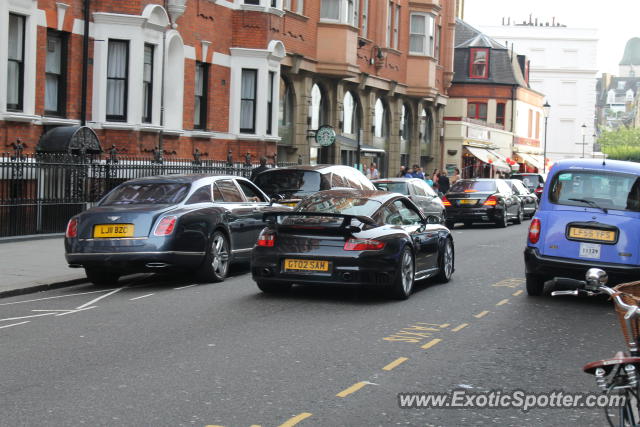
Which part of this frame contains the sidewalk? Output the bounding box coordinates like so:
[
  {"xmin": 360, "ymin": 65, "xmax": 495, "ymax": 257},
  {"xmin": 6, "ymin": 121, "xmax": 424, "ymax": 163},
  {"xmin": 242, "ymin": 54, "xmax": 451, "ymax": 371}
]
[{"xmin": 0, "ymin": 235, "xmax": 87, "ymax": 298}]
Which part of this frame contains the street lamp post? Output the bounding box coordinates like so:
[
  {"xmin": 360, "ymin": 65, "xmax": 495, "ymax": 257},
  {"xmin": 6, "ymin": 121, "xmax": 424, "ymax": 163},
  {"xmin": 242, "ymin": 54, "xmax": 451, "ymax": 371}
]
[
  {"xmin": 581, "ymin": 124, "xmax": 587, "ymax": 158},
  {"xmin": 542, "ymin": 101, "xmax": 550, "ymax": 173}
]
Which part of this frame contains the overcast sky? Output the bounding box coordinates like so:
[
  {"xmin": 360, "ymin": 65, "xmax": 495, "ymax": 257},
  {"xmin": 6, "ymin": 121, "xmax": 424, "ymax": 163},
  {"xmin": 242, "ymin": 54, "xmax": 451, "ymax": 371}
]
[{"xmin": 463, "ymin": 0, "xmax": 640, "ymax": 75}]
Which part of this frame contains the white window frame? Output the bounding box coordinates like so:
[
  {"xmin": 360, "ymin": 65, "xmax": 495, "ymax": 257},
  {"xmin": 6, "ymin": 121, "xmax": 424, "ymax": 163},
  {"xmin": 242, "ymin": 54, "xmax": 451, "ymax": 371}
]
[
  {"xmin": 386, "ymin": 1, "xmax": 392, "ymax": 48},
  {"xmin": 393, "ymin": 5, "xmax": 400, "ymax": 49},
  {"xmin": 409, "ymin": 12, "xmax": 435, "ymax": 57},
  {"xmin": 320, "ymin": 0, "xmax": 358, "ymax": 26}
]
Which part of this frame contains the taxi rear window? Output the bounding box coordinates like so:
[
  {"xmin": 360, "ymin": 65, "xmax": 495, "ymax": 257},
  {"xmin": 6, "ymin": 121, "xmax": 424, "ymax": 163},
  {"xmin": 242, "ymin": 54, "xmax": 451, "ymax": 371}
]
[{"xmin": 549, "ymin": 171, "xmax": 640, "ymax": 212}]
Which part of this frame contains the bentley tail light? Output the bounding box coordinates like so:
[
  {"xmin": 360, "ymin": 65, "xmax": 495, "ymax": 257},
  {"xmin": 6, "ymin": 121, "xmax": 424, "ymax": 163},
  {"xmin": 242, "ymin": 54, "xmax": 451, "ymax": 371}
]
[
  {"xmin": 343, "ymin": 238, "xmax": 385, "ymax": 251},
  {"xmin": 442, "ymin": 196, "xmax": 452, "ymax": 207},
  {"xmin": 528, "ymin": 219, "xmax": 541, "ymax": 244},
  {"xmin": 483, "ymin": 195, "xmax": 498, "ymax": 206},
  {"xmin": 257, "ymin": 229, "xmax": 276, "ymax": 247},
  {"xmin": 154, "ymin": 216, "xmax": 177, "ymax": 236},
  {"xmin": 65, "ymin": 218, "xmax": 78, "ymax": 238}
]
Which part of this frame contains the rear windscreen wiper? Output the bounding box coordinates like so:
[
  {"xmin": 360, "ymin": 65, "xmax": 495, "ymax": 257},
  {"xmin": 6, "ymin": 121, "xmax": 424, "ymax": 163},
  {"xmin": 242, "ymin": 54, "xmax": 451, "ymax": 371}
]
[{"xmin": 568, "ymin": 198, "xmax": 608, "ymax": 214}]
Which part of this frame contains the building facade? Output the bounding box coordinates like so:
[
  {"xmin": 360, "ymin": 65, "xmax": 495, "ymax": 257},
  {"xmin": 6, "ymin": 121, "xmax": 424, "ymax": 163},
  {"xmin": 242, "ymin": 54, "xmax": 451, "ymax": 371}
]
[
  {"xmin": 1, "ymin": 0, "xmax": 457, "ymax": 177},
  {"xmin": 443, "ymin": 20, "xmax": 544, "ymax": 178},
  {"xmin": 480, "ymin": 20, "xmax": 598, "ymax": 161}
]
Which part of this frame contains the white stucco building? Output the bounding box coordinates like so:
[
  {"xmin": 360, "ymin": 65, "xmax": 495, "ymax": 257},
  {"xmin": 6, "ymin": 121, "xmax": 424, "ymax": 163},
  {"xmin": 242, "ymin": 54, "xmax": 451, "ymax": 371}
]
[{"xmin": 479, "ymin": 22, "xmax": 598, "ymax": 161}]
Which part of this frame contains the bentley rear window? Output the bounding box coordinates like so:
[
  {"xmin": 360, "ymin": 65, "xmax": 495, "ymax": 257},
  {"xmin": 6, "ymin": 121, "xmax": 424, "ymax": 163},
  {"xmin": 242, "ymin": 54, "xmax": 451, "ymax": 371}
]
[
  {"xmin": 549, "ymin": 171, "xmax": 640, "ymax": 212},
  {"xmin": 101, "ymin": 183, "xmax": 190, "ymax": 205}
]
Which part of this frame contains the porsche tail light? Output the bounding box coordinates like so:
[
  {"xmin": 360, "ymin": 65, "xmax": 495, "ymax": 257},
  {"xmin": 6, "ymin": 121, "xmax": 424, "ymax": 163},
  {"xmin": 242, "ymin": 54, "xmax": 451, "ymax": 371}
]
[
  {"xmin": 343, "ymin": 238, "xmax": 385, "ymax": 251},
  {"xmin": 65, "ymin": 218, "xmax": 78, "ymax": 238},
  {"xmin": 257, "ymin": 229, "xmax": 276, "ymax": 247},
  {"xmin": 442, "ymin": 196, "xmax": 452, "ymax": 207},
  {"xmin": 154, "ymin": 216, "xmax": 177, "ymax": 236},
  {"xmin": 483, "ymin": 195, "xmax": 498, "ymax": 206},
  {"xmin": 528, "ymin": 219, "xmax": 541, "ymax": 244}
]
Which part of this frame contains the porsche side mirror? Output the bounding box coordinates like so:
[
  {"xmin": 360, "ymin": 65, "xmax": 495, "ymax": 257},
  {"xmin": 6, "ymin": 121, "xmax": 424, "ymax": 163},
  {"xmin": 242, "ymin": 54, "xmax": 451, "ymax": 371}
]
[{"xmin": 424, "ymin": 215, "xmax": 440, "ymax": 225}]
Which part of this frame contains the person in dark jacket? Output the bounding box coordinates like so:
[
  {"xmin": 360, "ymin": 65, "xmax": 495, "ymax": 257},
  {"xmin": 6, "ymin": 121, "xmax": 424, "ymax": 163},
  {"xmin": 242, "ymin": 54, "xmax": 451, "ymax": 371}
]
[
  {"xmin": 250, "ymin": 157, "xmax": 270, "ymax": 181},
  {"xmin": 438, "ymin": 171, "xmax": 450, "ymax": 194}
]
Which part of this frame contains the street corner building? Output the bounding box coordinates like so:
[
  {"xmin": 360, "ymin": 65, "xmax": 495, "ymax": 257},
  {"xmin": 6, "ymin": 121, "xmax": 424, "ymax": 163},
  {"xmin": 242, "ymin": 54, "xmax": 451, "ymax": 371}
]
[{"xmin": 0, "ymin": 0, "xmax": 460, "ymax": 177}]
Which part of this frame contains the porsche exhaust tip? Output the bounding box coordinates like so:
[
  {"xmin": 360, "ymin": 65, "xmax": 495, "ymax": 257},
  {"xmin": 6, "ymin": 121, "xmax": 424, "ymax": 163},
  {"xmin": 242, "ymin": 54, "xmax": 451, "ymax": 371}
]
[{"xmin": 146, "ymin": 262, "xmax": 169, "ymax": 268}]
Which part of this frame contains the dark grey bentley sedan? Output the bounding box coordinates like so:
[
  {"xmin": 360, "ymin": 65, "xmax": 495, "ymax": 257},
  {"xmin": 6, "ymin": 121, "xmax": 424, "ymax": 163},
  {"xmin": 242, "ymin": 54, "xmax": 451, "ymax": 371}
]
[{"xmin": 65, "ymin": 174, "xmax": 289, "ymax": 285}]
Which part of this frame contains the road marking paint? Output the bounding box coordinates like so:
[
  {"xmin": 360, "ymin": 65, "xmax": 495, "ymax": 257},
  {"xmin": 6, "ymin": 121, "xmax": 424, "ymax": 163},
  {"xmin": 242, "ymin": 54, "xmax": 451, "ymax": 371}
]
[
  {"xmin": 205, "ymin": 425, "xmax": 225, "ymax": 427},
  {"xmin": 76, "ymin": 287, "xmax": 124, "ymax": 310},
  {"xmin": 249, "ymin": 425, "xmax": 262, "ymax": 427},
  {"xmin": 421, "ymin": 338, "xmax": 442, "ymax": 350},
  {"xmin": 174, "ymin": 284, "xmax": 197, "ymax": 290},
  {"xmin": 496, "ymin": 299, "xmax": 509, "ymax": 306},
  {"xmin": 0, "ymin": 321, "xmax": 30, "ymax": 329},
  {"xmin": 0, "ymin": 312, "xmax": 57, "ymax": 322},
  {"xmin": 129, "ymin": 293, "xmax": 154, "ymax": 301},
  {"xmin": 513, "ymin": 290, "xmax": 524, "ymax": 296},
  {"xmin": 474, "ymin": 310, "xmax": 490, "ymax": 318},
  {"xmin": 492, "ymin": 278, "xmax": 525, "ymax": 288},
  {"xmin": 32, "ymin": 309, "xmax": 79, "ymax": 312},
  {"xmin": 278, "ymin": 412, "xmax": 313, "ymax": 427},
  {"xmin": 56, "ymin": 306, "xmax": 96, "ymax": 316},
  {"xmin": 0, "ymin": 288, "xmax": 116, "ymax": 306},
  {"xmin": 336, "ymin": 381, "xmax": 369, "ymax": 398},
  {"xmin": 452, "ymin": 323, "xmax": 469, "ymax": 332},
  {"xmin": 382, "ymin": 357, "xmax": 409, "ymax": 371},
  {"xmin": 415, "ymin": 322, "xmax": 450, "ymax": 328}
]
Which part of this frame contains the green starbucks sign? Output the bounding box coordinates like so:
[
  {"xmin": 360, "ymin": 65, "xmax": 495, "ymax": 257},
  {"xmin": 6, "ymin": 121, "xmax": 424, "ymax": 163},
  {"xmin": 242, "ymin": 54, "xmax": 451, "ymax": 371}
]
[{"xmin": 315, "ymin": 125, "xmax": 336, "ymax": 147}]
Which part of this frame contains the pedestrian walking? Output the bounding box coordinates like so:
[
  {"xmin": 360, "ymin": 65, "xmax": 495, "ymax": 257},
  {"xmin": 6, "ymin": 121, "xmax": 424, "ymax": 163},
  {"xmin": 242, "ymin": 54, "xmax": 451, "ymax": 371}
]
[
  {"xmin": 250, "ymin": 156, "xmax": 270, "ymax": 181},
  {"xmin": 451, "ymin": 168, "xmax": 461, "ymax": 184},
  {"xmin": 438, "ymin": 171, "xmax": 450, "ymax": 194},
  {"xmin": 368, "ymin": 163, "xmax": 380, "ymax": 180},
  {"xmin": 431, "ymin": 169, "xmax": 440, "ymax": 191},
  {"xmin": 411, "ymin": 165, "xmax": 425, "ymax": 180}
]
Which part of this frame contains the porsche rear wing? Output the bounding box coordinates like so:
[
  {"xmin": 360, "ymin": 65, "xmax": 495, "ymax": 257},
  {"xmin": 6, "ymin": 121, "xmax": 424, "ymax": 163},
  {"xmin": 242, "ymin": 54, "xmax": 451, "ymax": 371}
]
[{"xmin": 263, "ymin": 211, "xmax": 377, "ymax": 233}]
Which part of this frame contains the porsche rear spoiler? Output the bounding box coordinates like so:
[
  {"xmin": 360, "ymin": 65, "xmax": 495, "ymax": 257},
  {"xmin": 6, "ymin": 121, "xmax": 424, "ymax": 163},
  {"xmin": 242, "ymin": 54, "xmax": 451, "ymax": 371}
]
[{"xmin": 263, "ymin": 211, "xmax": 377, "ymax": 233}]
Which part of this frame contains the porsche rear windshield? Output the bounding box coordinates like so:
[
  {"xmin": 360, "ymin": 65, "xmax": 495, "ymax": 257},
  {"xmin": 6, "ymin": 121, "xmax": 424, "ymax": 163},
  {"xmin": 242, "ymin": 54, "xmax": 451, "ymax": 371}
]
[
  {"xmin": 254, "ymin": 170, "xmax": 325, "ymax": 196},
  {"xmin": 101, "ymin": 183, "xmax": 190, "ymax": 205},
  {"xmin": 373, "ymin": 181, "xmax": 409, "ymax": 195},
  {"xmin": 549, "ymin": 171, "xmax": 640, "ymax": 212},
  {"xmin": 450, "ymin": 180, "xmax": 497, "ymax": 193},
  {"xmin": 296, "ymin": 196, "xmax": 382, "ymax": 217}
]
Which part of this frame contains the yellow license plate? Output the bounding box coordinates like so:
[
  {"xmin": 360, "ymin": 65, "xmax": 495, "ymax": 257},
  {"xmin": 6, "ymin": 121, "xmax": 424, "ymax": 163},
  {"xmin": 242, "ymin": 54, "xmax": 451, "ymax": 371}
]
[
  {"xmin": 283, "ymin": 202, "xmax": 298, "ymax": 207},
  {"xmin": 93, "ymin": 224, "xmax": 134, "ymax": 238},
  {"xmin": 284, "ymin": 259, "xmax": 329, "ymax": 272},
  {"xmin": 568, "ymin": 227, "xmax": 615, "ymax": 242},
  {"xmin": 459, "ymin": 199, "xmax": 477, "ymax": 205}
]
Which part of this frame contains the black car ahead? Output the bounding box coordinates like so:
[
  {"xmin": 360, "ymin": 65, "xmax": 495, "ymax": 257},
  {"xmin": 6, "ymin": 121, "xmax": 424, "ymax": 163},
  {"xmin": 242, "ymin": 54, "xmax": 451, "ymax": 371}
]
[
  {"xmin": 65, "ymin": 174, "xmax": 289, "ymax": 285},
  {"xmin": 511, "ymin": 172, "xmax": 545, "ymax": 200},
  {"xmin": 443, "ymin": 179, "xmax": 522, "ymax": 228},
  {"xmin": 251, "ymin": 189, "xmax": 454, "ymax": 300},
  {"xmin": 252, "ymin": 164, "xmax": 375, "ymax": 207},
  {"xmin": 372, "ymin": 177, "xmax": 446, "ymax": 223},
  {"xmin": 506, "ymin": 179, "xmax": 538, "ymax": 219}
]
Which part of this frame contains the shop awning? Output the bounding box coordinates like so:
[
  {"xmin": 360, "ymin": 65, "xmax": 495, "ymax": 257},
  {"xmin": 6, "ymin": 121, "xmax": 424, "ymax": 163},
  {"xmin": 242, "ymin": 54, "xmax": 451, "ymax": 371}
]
[
  {"xmin": 517, "ymin": 153, "xmax": 544, "ymax": 170},
  {"xmin": 37, "ymin": 125, "xmax": 102, "ymax": 154},
  {"xmin": 335, "ymin": 134, "xmax": 386, "ymax": 153},
  {"xmin": 465, "ymin": 146, "xmax": 511, "ymax": 172}
]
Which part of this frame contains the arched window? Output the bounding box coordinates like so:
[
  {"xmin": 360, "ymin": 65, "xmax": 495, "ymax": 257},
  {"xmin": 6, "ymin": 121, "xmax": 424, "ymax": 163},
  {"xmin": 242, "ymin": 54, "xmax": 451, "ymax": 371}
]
[
  {"xmin": 420, "ymin": 106, "xmax": 433, "ymax": 156},
  {"xmin": 401, "ymin": 104, "xmax": 411, "ymax": 141},
  {"xmin": 374, "ymin": 98, "xmax": 388, "ymax": 138},
  {"xmin": 279, "ymin": 76, "xmax": 294, "ymax": 145},
  {"xmin": 311, "ymin": 83, "xmax": 325, "ymax": 130},
  {"xmin": 342, "ymin": 91, "xmax": 360, "ymax": 135}
]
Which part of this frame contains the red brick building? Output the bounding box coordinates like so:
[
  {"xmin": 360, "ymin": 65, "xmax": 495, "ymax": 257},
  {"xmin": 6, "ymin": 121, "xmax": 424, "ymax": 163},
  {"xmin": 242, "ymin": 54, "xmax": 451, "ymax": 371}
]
[{"xmin": 1, "ymin": 0, "xmax": 457, "ymax": 176}]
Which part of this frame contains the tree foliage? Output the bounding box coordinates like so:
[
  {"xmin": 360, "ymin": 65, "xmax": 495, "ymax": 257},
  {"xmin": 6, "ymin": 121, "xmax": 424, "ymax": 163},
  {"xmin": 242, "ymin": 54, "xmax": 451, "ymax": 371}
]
[{"xmin": 600, "ymin": 127, "xmax": 640, "ymax": 161}]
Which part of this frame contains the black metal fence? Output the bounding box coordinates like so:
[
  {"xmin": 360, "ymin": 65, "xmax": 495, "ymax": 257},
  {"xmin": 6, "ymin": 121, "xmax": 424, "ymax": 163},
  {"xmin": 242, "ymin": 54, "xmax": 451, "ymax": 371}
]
[{"xmin": 0, "ymin": 148, "xmax": 295, "ymax": 237}]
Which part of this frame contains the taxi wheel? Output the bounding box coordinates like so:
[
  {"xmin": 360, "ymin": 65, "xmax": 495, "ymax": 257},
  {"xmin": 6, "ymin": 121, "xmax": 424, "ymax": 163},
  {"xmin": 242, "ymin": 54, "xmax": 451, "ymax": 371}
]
[
  {"xmin": 195, "ymin": 230, "xmax": 230, "ymax": 283},
  {"xmin": 256, "ymin": 280, "xmax": 292, "ymax": 294},
  {"xmin": 526, "ymin": 273, "xmax": 545, "ymax": 296},
  {"xmin": 389, "ymin": 247, "xmax": 415, "ymax": 300},
  {"xmin": 85, "ymin": 268, "xmax": 120, "ymax": 286}
]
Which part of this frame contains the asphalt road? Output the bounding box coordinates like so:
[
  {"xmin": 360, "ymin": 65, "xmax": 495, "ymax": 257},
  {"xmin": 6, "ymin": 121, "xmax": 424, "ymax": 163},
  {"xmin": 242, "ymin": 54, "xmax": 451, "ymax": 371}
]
[{"xmin": 0, "ymin": 219, "xmax": 622, "ymax": 427}]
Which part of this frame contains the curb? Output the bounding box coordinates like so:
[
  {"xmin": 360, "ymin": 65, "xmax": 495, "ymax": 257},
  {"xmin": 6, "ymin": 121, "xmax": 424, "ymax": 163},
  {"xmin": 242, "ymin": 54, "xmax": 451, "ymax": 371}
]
[
  {"xmin": 0, "ymin": 277, "xmax": 88, "ymax": 299},
  {"xmin": 0, "ymin": 233, "xmax": 64, "ymax": 244}
]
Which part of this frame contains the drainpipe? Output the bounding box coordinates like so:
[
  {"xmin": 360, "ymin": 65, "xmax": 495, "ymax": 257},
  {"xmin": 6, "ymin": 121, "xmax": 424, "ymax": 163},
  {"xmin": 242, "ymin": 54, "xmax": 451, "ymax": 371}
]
[
  {"xmin": 80, "ymin": 0, "xmax": 90, "ymax": 126},
  {"xmin": 158, "ymin": 23, "xmax": 167, "ymax": 153}
]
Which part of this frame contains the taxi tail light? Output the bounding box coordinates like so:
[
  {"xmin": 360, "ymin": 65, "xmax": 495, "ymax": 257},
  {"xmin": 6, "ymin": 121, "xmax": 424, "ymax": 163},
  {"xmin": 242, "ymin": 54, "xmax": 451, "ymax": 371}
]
[
  {"xmin": 483, "ymin": 195, "xmax": 498, "ymax": 206},
  {"xmin": 442, "ymin": 196, "xmax": 452, "ymax": 207},
  {"xmin": 344, "ymin": 238, "xmax": 385, "ymax": 251},
  {"xmin": 65, "ymin": 218, "xmax": 78, "ymax": 238},
  {"xmin": 528, "ymin": 218, "xmax": 541, "ymax": 244},
  {"xmin": 257, "ymin": 229, "xmax": 276, "ymax": 247},
  {"xmin": 154, "ymin": 216, "xmax": 177, "ymax": 236}
]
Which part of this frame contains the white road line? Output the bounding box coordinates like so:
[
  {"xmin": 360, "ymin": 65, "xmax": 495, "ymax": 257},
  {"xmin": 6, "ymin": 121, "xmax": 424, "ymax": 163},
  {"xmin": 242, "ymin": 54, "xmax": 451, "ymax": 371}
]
[
  {"xmin": 174, "ymin": 284, "xmax": 197, "ymax": 290},
  {"xmin": 75, "ymin": 287, "xmax": 124, "ymax": 310},
  {"xmin": 56, "ymin": 306, "xmax": 97, "ymax": 316},
  {"xmin": 129, "ymin": 293, "xmax": 154, "ymax": 301},
  {"xmin": 32, "ymin": 309, "xmax": 79, "ymax": 312},
  {"xmin": 0, "ymin": 312, "xmax": 57, "ymax": 322},
  {"xmin": 0, "ymin": 321, "xmax": 30, "ymax": 329},
  {"xmin": 0, "ymin": 289, "xmax": 116, "ymax": 306}
]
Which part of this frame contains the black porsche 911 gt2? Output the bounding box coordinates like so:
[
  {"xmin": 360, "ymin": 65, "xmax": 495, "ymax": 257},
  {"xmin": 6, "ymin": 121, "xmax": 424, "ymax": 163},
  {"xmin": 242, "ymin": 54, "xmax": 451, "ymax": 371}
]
[{"xmin": 251, "ymin": 189, "xmax": 455, "ymax": 300}]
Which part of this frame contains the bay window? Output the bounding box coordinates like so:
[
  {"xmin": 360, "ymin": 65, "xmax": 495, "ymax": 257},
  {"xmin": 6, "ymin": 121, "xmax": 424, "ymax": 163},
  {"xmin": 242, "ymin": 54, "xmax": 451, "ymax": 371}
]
[
  {"xmin": 320, "ymin": 0, "xmax": 358, "ymax": 26},
  {"xmin": 106, "ymin": 39, "xmax": 129, "ymax": 122},
  {"xmin": 45, "ymin": 30, "xmax": 67, "ymax": 116},
  {"xmin": 240, "ymin": 69, "xmax": 257, "ymax": 133},
  {"xmin": 7, "ymin": 13, "xmax": 25, "ymax": 111},
  {"xmin": 409, "ymin": 12, "xmax": 435, "ymax": 56}
]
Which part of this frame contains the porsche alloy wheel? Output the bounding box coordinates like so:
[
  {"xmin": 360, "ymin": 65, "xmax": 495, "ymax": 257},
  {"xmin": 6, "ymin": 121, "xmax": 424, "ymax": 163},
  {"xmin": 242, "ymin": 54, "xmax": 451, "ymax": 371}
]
[
  {"xmin": 390, "ymin": 247, "xmax": 415, "ymax": 300},
  {"xmin": 435, "ymin": 238, "xmax": 454, "ymax": 283}
]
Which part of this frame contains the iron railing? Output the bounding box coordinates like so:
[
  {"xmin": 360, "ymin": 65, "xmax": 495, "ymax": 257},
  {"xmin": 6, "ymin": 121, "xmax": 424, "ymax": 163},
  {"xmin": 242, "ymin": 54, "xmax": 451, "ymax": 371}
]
[{"xmin": 0, "ymin": 148, "xmax": 296, "ymax": 237}]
